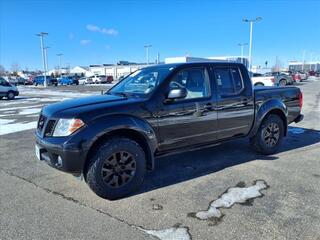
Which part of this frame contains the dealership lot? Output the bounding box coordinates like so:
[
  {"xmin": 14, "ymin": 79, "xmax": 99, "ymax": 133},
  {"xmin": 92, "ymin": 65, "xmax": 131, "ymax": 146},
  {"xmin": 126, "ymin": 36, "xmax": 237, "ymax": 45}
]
[{"xmin": 0, "ymin": 80, "xmax": 320, "ymax": 240}]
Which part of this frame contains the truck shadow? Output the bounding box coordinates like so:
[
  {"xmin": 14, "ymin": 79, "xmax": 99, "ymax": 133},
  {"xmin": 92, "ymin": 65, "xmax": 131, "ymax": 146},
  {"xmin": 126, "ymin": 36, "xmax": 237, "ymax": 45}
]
[{"xmin": 135, "ymin": 126, "xmax": 320, "ymax": 195}]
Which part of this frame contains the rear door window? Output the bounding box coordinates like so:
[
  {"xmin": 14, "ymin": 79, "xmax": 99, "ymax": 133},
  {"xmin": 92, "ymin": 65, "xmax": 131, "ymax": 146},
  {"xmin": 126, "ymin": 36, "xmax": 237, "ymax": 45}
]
[{"xmin": 214, "ymin": 67, "xmax": 244, "ymax": 96}]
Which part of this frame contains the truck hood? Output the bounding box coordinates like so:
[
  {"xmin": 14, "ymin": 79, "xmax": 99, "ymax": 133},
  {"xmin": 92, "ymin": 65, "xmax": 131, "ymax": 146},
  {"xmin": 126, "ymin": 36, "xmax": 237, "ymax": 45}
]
[{"xmin": 42, "ymin": 94, "xmax": 127, "ymax": 117}]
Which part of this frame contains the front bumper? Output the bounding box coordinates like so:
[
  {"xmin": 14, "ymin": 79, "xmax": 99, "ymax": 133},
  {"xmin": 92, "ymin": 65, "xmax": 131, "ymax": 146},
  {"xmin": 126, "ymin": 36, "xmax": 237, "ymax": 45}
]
[{"xmin": 35, "ymin": 134, "xmax": 86, "ymax": 175}]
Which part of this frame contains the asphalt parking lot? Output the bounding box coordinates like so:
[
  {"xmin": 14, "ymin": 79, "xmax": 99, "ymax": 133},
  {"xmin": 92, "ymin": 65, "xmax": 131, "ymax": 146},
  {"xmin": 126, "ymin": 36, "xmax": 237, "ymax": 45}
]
[{"xmin": 1, "ymin": 79, "xmax": 320, "ymax": 240}]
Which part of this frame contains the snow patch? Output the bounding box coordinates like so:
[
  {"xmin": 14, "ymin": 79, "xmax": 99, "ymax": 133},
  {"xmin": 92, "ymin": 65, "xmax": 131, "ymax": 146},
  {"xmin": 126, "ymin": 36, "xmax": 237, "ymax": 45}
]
[
  {"xmin": 0, "ymin": 119, "xmax": 16, "ymax": 125},
  {"xmin": 19, "ymin": 108, "xmax": 41, "ymax": 115},
  {"xmin": 0, "ymin": 121, "xmax": 37, "ymax": 135},
  {"xmin": 288, "ymin": 128, "xmax": 305, "ymax": 134},
  {"xmin": 191, "ymin": 180, "xmax": 268, "ymax": 221},
  {"xmin": 137, "ymin": 225, "xmax": 191, "ymax": 240}
]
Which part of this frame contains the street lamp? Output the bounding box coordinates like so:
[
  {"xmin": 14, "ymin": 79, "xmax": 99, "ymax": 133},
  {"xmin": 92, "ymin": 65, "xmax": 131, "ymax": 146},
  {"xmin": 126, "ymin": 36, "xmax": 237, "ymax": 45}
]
[
  {"xmin": 56, "ymin": 53, "xmax": 63, "ymax": 76},
  {"xmin": 35, "ymin": 32, "xmax": 48, "ymax": 87},
  {"xmin": 144, "ymin": 44, "xmax": 152, "ymax": 65},
  {"xmin": 44, "ymin": 47, "xmax": 50, "ymax": 76},
  {"xmin": 243, "ymin": 17, "xmax": 262, "ymax": 73},
  {"xmin": 238, "ymin": 43, "xmax": 248, "ymax": 65}
]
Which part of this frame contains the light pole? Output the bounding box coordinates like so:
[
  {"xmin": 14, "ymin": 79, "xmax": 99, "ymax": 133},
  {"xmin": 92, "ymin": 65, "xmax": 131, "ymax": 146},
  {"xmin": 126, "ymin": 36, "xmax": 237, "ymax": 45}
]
[
  {"xmin": 243, "ymin": 17, "xmax": 262, "ymax": 73},
  {"xmin": 56, "ymin": 53, "xmax": 63, "ymax": 76},
  {"xmin": 36, "ymin": 32, "xmax": 48, "ymax": 87},
  {"xmin": 238, "ymin": 43, "xmax": 248, "ymax": 65},
  {"xmin": 310, "ymin": 52, "xmax": 314, "ymax": 71},
  {"xmin": 144, "ymin": 44, "xmax": 152, "ymax": 65},
  {"xmin": 44, "ymin": 47, "xmax": 50, "ymax": 76},
  {"xmin": 302, "ymin": 50, "xmax": 306, "ymax": 72}
]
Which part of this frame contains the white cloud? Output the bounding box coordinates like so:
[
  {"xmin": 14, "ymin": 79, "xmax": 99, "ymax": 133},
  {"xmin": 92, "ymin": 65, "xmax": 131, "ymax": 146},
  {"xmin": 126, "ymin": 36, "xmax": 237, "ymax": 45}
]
[
  {"xmin": 80, "ymin": 39, "xmax": 91, "ymax": 45},
  {"xmin": 86, "ymin": 24, "xmax": 118, "ymax": 36}
]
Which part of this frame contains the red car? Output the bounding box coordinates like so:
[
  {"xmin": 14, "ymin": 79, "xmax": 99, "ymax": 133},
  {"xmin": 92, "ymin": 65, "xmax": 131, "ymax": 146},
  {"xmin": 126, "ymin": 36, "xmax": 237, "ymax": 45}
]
[{"xmin": 292, "ymin": 73, "xmax": 301, "ymax": 83}]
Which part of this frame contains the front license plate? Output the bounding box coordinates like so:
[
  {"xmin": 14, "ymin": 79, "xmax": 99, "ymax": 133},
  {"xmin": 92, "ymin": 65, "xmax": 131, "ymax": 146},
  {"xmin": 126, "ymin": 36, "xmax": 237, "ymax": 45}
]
[{"xmin": 35, "ymin": 144, "xmax": 41, "ymax": 160}]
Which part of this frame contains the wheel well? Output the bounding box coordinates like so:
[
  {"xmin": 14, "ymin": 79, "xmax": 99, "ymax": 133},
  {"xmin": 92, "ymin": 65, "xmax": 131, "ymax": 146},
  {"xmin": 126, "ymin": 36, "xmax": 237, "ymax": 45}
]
[
  {"xmin": 254, "ymin": 82, "xmax": 264, "ymax": 86},
  {"xmin": 265, "ymin": 109, "xmax": 287, "ymax": 136},
  {"xmin": 84, "ymin": 129, "xmax": 154, "ymax": 175}
]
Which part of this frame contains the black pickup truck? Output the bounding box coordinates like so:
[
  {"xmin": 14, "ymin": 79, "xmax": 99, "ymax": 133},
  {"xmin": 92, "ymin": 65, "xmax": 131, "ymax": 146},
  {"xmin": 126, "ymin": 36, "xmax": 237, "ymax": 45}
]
[{"xmin": 35, "ymin": 62, "xmax": 303, "ymax": 199}]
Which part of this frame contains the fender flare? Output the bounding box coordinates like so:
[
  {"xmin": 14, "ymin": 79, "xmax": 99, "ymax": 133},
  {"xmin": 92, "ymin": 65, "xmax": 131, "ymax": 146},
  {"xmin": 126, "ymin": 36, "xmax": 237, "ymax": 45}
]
[
  {"xmin": 249, "ymin": 99, "xmax": 288, "ymax": 137},
  {"xmin": 82, "ymin": 114, "xmax": 158, "ymax": 170}
]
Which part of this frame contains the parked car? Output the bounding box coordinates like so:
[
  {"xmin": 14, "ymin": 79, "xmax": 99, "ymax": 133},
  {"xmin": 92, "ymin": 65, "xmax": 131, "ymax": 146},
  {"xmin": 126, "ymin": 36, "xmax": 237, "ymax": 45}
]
[
  {"xmin": 16, "ymin": 77, "xmax": 30, "ymax": 85},
  {"xmin": 34, "ymin": 76, "xmax": 58, "ymax": 86},
  {"xmin": 58, "ymin": 76, "xmax": 79, "ymax": 85},
  {"xmin": 297, "ymin": 71, "xmax": 307, "ymax": 80},
  {"xmin": 78, "ymin": 77, "xmax": 91, "ymax": 85},
  {"xmin": 264, "ymin": 72, "xmax": 293, "ymax": 86},
  {"xmin": 106, "ymin": 75, "xmax": 113, "ymax": 83},
  {"xmin": 90, "ymin": 75, "xmax": 101, "ymax": 83},
  {"xmin": 35, "ymin": 62, "xmax": 304, "ymax": 199},
  {"xmin": 0, "ymin": 77, "xmax": 19, "ymax": 100},
  {"xmin": 292, "ymin": 73, "xmax": 302, "ymax": 83},
  {"xmin": 251, "ymin": 73, "xmax": 275, "ymax": 86}
]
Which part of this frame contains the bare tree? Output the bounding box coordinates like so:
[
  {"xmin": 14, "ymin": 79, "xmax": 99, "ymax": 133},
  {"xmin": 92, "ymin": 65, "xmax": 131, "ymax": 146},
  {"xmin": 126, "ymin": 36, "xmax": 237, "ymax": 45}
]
[{"xmin": 0, "ymin": 65, "xmax": 5, "ymax": 75}]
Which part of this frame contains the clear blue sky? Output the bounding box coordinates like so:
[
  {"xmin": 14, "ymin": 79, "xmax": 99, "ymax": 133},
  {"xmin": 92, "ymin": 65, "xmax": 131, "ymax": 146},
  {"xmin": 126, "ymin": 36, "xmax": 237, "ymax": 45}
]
[{"xmin": 1, "ymin": 0, "xmax": 319, "ymax": 71}]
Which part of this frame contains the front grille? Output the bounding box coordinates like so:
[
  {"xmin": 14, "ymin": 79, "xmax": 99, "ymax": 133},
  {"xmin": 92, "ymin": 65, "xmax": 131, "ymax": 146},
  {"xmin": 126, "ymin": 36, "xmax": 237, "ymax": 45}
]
[{"xmin": 44, "ymin": 120, "xmax": 56, "ymax": 136}]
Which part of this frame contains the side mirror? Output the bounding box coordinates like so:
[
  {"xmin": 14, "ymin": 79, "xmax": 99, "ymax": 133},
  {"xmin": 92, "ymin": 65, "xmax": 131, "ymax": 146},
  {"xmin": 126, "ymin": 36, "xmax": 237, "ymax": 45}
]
[{"xmin": 167, "ymin": 88, "xmax": 187, "ymax": 100}]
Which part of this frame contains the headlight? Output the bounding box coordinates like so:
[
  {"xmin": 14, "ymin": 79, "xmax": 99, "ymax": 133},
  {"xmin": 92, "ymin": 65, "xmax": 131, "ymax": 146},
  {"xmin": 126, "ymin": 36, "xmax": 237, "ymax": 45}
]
[{"xmin": 53, "ymin": 118, "xmax": 85, "ymax": 137}]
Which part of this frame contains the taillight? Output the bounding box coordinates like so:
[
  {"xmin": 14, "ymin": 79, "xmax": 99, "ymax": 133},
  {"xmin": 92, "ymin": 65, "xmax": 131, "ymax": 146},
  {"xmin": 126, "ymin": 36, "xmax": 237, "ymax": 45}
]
[
  {"xmin": 299, "ymin": 92, "xmax": 303, "ymax": 110},
  {"xmin": 271, "ymin": 77, "xmax": 275, "ymax": 83}
]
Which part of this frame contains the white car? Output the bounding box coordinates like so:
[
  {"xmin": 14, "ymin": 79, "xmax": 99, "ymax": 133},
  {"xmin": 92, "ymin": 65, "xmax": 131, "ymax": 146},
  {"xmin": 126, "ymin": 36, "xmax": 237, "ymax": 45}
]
[
  {"xmin": 251, "ymin": 73, "xmax": 275, "ymax": 87},
  {"xmin": 78, "ymin": 77, "xmax": 90, "ymax": 85},
  {"xmin": 90, "ymin": 75, "xmax": 101, "ymax": 84},
  {"xmin": 0, "ymin": 77, "xmax": 19, "ymax": 100}
]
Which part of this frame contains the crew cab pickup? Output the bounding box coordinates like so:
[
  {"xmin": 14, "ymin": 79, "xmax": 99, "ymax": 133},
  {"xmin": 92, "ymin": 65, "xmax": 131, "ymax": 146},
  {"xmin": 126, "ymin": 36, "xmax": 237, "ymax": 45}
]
[{"xmin": 35, "ymin": 62, "xmax": 303, "ymax": 199}]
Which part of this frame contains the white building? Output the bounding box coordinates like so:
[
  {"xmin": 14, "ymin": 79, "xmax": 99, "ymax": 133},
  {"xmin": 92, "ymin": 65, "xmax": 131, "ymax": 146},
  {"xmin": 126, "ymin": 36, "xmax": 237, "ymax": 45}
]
[
  {"xmin": 289, "ymin": 61, "xmax": 320, "ymax": 72},
  {"xmin": 165, "ymin": 56, "xmax": 249, "ymax": 68},
  {"xmin": 70, "ymin": 66, "xmax": 92, "ymax": 77}
]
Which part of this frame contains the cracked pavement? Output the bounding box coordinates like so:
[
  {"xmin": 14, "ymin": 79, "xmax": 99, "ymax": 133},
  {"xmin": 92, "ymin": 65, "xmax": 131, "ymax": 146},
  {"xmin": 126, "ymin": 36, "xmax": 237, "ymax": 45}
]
[{"xmin": 0, "ymin": 81, "xmax": 320, "ymax": 240}]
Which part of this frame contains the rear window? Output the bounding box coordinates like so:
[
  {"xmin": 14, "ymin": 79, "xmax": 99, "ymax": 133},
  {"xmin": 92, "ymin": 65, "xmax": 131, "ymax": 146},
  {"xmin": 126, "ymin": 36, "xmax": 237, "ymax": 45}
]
[{"xmin": 214, "ymin": 67, "xmax": 244, "ymax": 95}]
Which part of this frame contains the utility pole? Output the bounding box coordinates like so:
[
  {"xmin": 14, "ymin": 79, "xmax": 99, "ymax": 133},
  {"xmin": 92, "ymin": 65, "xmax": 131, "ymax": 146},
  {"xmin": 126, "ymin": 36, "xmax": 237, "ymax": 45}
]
[
  {"xmin": 310, "ymin": 52, "xmax": 313, "ymax": 71},
  {"xmin": 302, "ymin": 50, "xmax": 306, "ymax": 72},
  {"xmin": 238, "ymin": 43, "xmax": 248, "ymax": 65},
  {"xmin": 56, "ymin": 53, "xmax": 63, "ymax": 76},
  {"xmin": 157, "ymin": 52, "xmax": 160, "ymax": 64},
  {"xmin": 243, "ymin": 17, "xmax": 262, "ymax": 73},
  {"xmin": 144, "ymin": 44, "xmax": 152, "ymax": 65},
  {"xmin": 36, "ymin": 32, "xmax": 48, "ymax": 87}
]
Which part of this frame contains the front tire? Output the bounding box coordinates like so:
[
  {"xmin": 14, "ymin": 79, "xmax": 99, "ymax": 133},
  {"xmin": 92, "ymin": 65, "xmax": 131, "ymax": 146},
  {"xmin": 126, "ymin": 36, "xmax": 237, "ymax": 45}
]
[
  {"xmin": 85, "ymin": 137, "xmax": 146, "ymax": 200},
  {"xmin": 250, "ymin": 114, "xmax": 284, "ymax": 155}
]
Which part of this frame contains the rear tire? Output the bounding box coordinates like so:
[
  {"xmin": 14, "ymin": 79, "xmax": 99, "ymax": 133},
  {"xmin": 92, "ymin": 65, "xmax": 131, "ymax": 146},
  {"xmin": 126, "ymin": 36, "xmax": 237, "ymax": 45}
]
[
  {"xmin": 85, "ymin": 137, "xmax": 146, "ymax": 200},
  {"xmin": 250, "ymin": 114, "xmax": 284, "ymax": 155},
  {"xmin": 279, "ymin": 79, "xmax": 287, "ymax": 86},
  {"xmin": 7, "ymin": 91, "xmax": 15, "ymax": 100}
]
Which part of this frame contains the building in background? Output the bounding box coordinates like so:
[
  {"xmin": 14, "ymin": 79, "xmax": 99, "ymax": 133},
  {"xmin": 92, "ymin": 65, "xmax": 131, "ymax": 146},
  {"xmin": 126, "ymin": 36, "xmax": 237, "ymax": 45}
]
[
  {"xmin": 289, "ymin": 61, "xmax": 320, "ymax": 72},
  {"xmin": 70, "ymin": 66, "xmax": 92, "ymax": 77},
  {"xmin": 165, "ymin": 56, "xmax": 249, "ymax": 68},
  {"xmin": 89, "ymin": 63, "xmax": 147, "ymax": 79}
]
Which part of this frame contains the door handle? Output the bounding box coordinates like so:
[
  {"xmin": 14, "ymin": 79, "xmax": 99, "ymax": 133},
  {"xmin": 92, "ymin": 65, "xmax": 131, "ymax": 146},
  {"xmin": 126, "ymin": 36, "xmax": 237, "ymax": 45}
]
[{"xmin": 242, "ymin": 98, "xmax": 249, "ymax": 105}]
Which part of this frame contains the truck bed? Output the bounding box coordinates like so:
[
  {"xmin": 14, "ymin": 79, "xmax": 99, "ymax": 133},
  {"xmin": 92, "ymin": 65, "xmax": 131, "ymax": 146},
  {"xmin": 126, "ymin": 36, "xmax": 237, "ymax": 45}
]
[{"xmin": 254, "ymin": 86, "xmax": 302, "ymax": 124}]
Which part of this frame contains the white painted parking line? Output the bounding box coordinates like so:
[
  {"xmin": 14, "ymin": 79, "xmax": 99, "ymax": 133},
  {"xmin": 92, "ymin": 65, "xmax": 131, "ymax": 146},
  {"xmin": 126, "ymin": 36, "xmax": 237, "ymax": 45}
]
[{"xmin": 137, "ymin": 225, "xmax": 191, "ymax": 240}]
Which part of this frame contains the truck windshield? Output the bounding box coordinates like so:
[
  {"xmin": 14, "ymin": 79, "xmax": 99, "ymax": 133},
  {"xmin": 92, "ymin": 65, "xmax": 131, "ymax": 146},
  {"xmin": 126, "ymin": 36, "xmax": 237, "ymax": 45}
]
[{"xmin": 109, "ymin": 66, "xmax": 175, "ymax": 96}]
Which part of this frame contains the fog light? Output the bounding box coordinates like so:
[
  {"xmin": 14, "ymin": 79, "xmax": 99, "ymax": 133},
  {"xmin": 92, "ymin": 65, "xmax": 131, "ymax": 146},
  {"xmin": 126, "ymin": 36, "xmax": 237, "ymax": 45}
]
[{"xmin": 57, "ymin": 156, "xmax": 63, "ymax": 167}]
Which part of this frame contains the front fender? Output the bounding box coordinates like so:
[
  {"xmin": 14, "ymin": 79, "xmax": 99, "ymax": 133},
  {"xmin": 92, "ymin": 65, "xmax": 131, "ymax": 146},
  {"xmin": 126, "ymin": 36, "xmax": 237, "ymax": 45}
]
[
  {"xmin": 249, "ymin": 99, "xmax": 288, "ymax": 137},
  {"xmin": 79, "ymin": 114, "xmax": 158, "ymax": 169}
]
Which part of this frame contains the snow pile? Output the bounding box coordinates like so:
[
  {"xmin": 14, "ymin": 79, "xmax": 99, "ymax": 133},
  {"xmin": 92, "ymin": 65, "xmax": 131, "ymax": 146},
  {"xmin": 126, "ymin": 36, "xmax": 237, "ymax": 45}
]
[
  {"xmin": 137, "ymin": 225, "xmax": 191, "ymax": 240},
  {"xmin": 0, "ymin": 121, "xmax": 37, "ymax": 135},
  {"xmin": 194, "ymin": 180, "xmax": 268, "ymax": 220}
]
